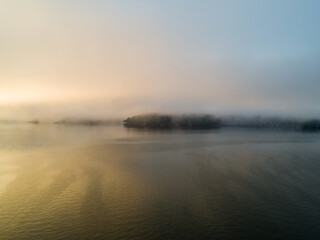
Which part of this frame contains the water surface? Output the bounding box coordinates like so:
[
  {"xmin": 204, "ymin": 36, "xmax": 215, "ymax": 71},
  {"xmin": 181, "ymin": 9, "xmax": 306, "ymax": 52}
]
[{"xmin": 0, "ymin": 124, "xmax": 320, "ymax": 239}]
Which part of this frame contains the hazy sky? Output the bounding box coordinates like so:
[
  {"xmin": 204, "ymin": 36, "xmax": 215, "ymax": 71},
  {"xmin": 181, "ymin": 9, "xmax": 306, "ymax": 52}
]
[{"xmin": 1, "ymin": 0, "xmax": 320, "ymax": 120}]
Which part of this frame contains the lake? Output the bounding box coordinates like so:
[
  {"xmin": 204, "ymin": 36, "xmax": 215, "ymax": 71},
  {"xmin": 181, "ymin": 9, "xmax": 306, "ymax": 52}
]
[{"xmin": 0, "ymin": 123, "xmax": 319, "ymax": 239}]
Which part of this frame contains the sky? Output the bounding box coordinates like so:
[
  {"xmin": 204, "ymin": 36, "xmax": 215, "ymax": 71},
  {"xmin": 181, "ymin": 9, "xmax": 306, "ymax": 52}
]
[{"xmin": 1, "ymin": 0, "xmax": 320, "ymax": 120}]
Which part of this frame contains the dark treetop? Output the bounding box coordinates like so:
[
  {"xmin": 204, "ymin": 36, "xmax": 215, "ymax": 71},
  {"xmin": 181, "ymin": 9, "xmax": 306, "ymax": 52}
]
[{"xmin": 124, "ymin": 114, "xmax": 221, "ymax": 130}]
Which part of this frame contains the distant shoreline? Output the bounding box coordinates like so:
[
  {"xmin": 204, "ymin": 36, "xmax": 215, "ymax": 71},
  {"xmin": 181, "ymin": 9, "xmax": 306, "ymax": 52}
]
[{"xmin": 4, "ymin": 114, "xmax": 320, "ymax": 132}]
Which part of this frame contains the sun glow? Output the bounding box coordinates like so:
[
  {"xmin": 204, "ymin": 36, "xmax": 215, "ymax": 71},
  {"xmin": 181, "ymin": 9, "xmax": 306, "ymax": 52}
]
[{"xmin": 0, "ymin": 86, "xmax": 82, "ymax": 105}]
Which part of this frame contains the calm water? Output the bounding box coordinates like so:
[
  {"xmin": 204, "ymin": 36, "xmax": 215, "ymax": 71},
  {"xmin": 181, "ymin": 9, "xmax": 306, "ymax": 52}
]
[{"xmin": 0, "ymin": 123, "xmax": 320, "ymax": 240}]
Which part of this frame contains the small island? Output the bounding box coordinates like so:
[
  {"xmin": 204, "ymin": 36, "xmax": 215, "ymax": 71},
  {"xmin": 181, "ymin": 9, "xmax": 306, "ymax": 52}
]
[
  {"xmin": 124, "ymin": 114, "xmax": 320, "ymax": 132},
  {"xmin": 301, "ymin": 120, "xmax": 320, "ymax": 131},
  {"xmin": 29, "ymin": 119, "xmax": 40, "ymax": 124},
  {"xmin": 123, "ymin": 114, "xmax": 221, "ymax": 129}
]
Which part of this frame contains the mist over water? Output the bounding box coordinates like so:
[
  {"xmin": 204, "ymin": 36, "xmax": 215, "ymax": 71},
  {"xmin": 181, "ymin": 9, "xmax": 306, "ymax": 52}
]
[
  {"xmin": 1, "ymin": 1, "xmax": 320, "ymax": 239},
  {"xmin": 2, "ymin": 1, "xmax": 320, "ymax": 120},
  {"xmin": 0, "ymin": 123, "xmax": 320, "ymax": 239}
]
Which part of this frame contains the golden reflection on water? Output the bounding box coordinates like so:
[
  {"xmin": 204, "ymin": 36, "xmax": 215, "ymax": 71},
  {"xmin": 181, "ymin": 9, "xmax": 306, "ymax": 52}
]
[{"xmin": 0, "ymin": 143, "xmax": 150, "ymax": 239}]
